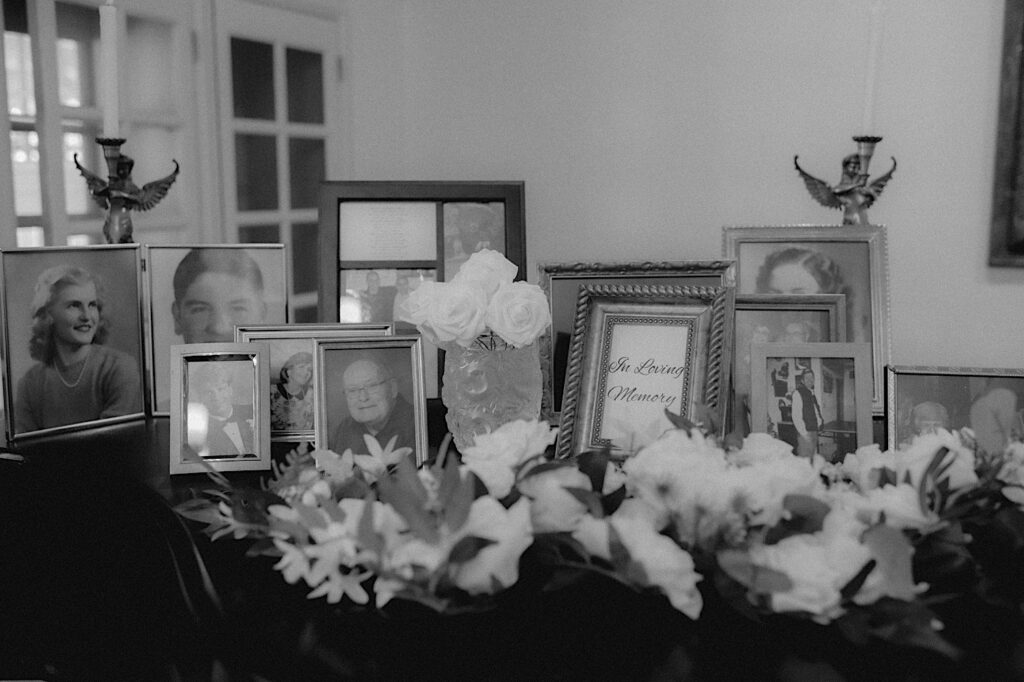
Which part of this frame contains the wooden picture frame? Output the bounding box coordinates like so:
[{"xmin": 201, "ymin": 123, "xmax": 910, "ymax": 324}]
[
  {"xmin": 169, "ymin": 342, "xmax": 271, "ymax": 474},
  {"xmin": 886, "ymin": 365, "xmax": 1024, "ymax": 453},
  {"xmin": 731, "ymin": 293, "xmax": 847, "ymax": 435},
  {"xmin": 313, "ymin": 335, "xmax": 428, "ymax": 465},
  {"xmin": 235, "ymin": 322, "xmax": 394, "ymax": 441},
  {"xmin": 990, "ymin": 0, "xmax": 1024, "ymax": 266},
  {"xmin": 144, "ymin": 244, "xmax": 288, "ymax": 415},
  {"xmin": 0, "ymin": 245, "xmax": 147, "ymax": 440},
  {"xmin": 556, "ymin": 284, "xmax": 734, "ymax": 459},
  {"xmin": 538, "ymin": 260, "xmax": 735, "ymax": 421},
  {"xmin": 317, "ymin": 181, "xmax": 526, "ymax": 400},
  {"xmin": 722, "ymin": 224, "xmax": 890, "ymax": 413},
  {"xmin": 750, "ymin": 342, "xmax": 873, "ymax": 461}
]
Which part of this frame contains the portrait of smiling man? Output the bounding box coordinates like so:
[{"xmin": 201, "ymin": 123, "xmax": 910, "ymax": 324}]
[{"xmin": 328, "ymin": 354, "xmax": 415, "ymax": 456}]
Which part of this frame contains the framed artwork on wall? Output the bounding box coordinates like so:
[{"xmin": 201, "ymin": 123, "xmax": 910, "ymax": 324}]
[
  {"xmin": 556, "ymin": 283, "xmax": 734, "ymax": 459},
  {"xmin": 169, "ymin": 342, "xmax": 271, "ymax": 475},
  {"xmin": 144, "ymin": 244, "xmax": 288, "ymax": 415},
  {"xmin": 0, "ymin": 245, "xmax": 146, "ymax": 440},
  {"xmin": 886, "ymin": 365, "xmax": 1024, "ymax": 453},
  {"xmin": 990, "ymin": 0, "xmax": 1024, "ymax": 266},
  {"xmin": 750, "ymin": 342, "xmax": 873, "ymax": 462},
  {"xmin": 537, "ymin": 260, "xmax": 735, "ymax": 422},
  {"xmin": 317, "ymin": 181, "xmax": 526, "ymax": 399},
  {"xmin": 722, "ymin": 224, "xmax": 890, "ymax": 414}
]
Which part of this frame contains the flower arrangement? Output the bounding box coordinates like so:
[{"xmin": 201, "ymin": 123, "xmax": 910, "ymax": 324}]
[
  {"xmin": 175, "ymin": 418, "xmax": 1024, "ymax": 675},
  {"xmin": 397, "ymin": 249, "xmax": 550, "ymax": 349}
]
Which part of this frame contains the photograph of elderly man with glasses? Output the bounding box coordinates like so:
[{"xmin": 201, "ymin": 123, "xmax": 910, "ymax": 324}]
[{"xmin": 328, "ymin": 354, "xmax": 416, "ymax": 456}]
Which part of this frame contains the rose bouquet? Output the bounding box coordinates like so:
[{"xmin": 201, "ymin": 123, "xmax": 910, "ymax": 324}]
[{"xmin": 396, "ymin": 249, "xmax": 550, "ymax": 350}]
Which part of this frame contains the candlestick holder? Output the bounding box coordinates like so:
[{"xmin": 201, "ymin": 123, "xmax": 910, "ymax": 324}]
[
  {"xmin": 73, "ymin": 136, "xmax": 180, "ymax": 244},
  {"xmin": 793, "ymin": 135, "xmax": 896, "ymax": 226}
]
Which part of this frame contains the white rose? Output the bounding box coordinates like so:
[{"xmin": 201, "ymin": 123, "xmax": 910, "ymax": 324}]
[
  {"xmin": 451, "ymin": 249, "xmax": 518, "ymax": 297},
  {"xmin": 425, "ymin": 282, "xmax": 488, "ymax": 347},
  {"xmin": 449, "ymin": 497, "xmax": 533, "ymax": 594},
  {"xmin": 395, "ymin": 280, "xmax": 440, "ymax": 327},
  {"xmin": 484, "ymin": 282, "xmax": 551, "ymax": 347},
  {"xmin": 461, "ymin": 419, "xmax": 558, "ymax": 497},
  {"xmin": 897, "ymin": 430, "xmax": 977, "ymax": 491}
]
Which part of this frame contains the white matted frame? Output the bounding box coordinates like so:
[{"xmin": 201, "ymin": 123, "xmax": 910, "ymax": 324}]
[
  {"xmin": 732, "ymin": 293, "xmax": 847, "ymax": 436},
  {"xmin": 556, "ymin": 284, "xmax": 734, "ymax": 459},
  {"xmin": 750, "ymin": 342, "xmax": 873, "ymax": 460},
  {"xmin": 538, "ymin": 260, "xmax": 735, "ymax": 422},
  {"xmin": 722, "ymin": 225, "xmax": 890, "ymax": 413},
  {"xmin": 144, "ymin": 244, "xmax": 288, "ymax": 415},
  {"xmin": 314, "ymin": 335, "xmax": 427, "ymax": 465},
  {"xmin": 1, "ymin": 245, "xmax": 147, "ymax": 441},
  {"xmin": 169, "ymin": 342, "xmax": 271, "ymax": 475},
  {"xmin": 886, "ymin": 365, "xmax": 1024, "ymax": 453},
  {"xmin": 235, "ymin": 322, "xmax": 394, "ymax": 441}
]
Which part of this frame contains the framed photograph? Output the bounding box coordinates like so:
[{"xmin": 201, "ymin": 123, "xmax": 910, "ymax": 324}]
[
  {"xmin": 144, "ymin": 244, "xmax": 288, "ymax": 414},
  {"xmin": 886, "ymin": 365, "xmax": 1024, "ymax": 453},
  {"xmin": 235, "ymin": 322, "xmax": 394, "ymax": 441},
  {"xmin": 990, "ymin": 0, "xmax": 1024, "ymax": 266},
  {"xmin": 556, "ymin": 284, "xmax": 735, "ymax": 459},
  {"xmin": 0, "ymin": 245, "xmax": 146, "ymax": 440},
  {"xmin": 722, "ymin": 224, "xmax": 890, "ymax": 413},
  {"xmin": 538, "ymin": 260, "xmax": 736, "ymax": 421},
  {"xmin": 313, "ymin": 335, "xmax": 427, "ymax": 466},
  {"xmin": 317, "ymin": 181, "xmax": 526, "ymax": 399},
  {"xmin": 731, "ymin": 293, "xmax": 847, "ymax": 435},
  {"xmin": 750, "ymin": 342, "xmax": 873, "ymax": 462},
  {"xmin": 169, "ymin": 342, "xmax": 271, "ymax": 474}
]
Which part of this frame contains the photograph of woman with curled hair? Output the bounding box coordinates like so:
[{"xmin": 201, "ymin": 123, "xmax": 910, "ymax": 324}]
[
  {"xmin": 270, "ymin": 351, "xmax": 314, "ymax": 431},
  {"xmin": 14, "ymin": 263, "xmax": 143, "ymax": 434}
]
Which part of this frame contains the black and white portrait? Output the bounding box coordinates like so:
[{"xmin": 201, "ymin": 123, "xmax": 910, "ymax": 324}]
[{"xmin": 1, "ymin": 246, "xmax": 145, "ymax": 438}]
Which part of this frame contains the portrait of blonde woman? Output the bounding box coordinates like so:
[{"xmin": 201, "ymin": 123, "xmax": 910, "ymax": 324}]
[{"xmin": 2, "ymin": 248, "xmax": 145, "ymax": 437}]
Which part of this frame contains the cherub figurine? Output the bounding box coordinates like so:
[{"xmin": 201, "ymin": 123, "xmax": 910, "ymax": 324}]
[
  {"xmin": 74, "ymin": 153, "xmax": 180, "ymax": 243},
  {"xmin": 794, "ymin": 152, "xmax": 896, "ymax": 226}
]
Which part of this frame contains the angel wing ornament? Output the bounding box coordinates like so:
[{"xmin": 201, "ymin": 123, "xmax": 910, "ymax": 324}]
[
  {"xmin": 73, "ymin": 153, "xmax": 179, "ymax": 243},
  {"xmin": 794, "ymin": 152, "xmax": 895, "ymax": 226}
]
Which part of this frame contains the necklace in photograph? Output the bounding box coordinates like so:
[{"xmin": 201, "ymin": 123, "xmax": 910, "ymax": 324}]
[{"xmin": 56, "ymin": 348, "xmax": 91, "ymax": 388}]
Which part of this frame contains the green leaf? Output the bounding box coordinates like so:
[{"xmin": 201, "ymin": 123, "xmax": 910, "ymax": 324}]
[
  {"xmin": 577, "ymin": 448, "xmax": 610, "ymax": 493},
  {"xmin": 377, "ymin": 466, "xmax": 439, "ymax": 543},
  {"xmin": 861, "ymin": 523, "xmax": 919, "ymax": 601},
  {"xmin": 600, "ymin": 484, "xmax": 627, "ymax": 517},
  {"xmin": 607, "ymin": 523, "xmax": 633, "ymax": 574},
  {"xmin": 448, "ymin": 535, "xmax": 496, "ymax": 564},
  {"xmin": 441, "ymin": 459, "xmax": 475, "ymax": 534},
  {"xmin": 320, "ymin": 500, "xmax": 348, "ymax": 525},
  {"xmin": 663, "ymin": 408, "xmax": 696, "ymax": 431},
  {"xmin": 839, "ymin": 559, "xmax": 877, "ymax": 601},
  {"xmin": 763, "ymin": 494, "xmax": 831, "ymax": 544},
  {"xmin": 565, "ymin": 486, "xmax": 605, "ymax": 517},
  {"xmin": 717, "ymin": 549, "xmax": 794, "ymax": 594}
]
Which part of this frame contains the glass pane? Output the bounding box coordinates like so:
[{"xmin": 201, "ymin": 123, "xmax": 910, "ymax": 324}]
[
  {"xmin": 11, "ymin": 130, "xmax": 40, "ymax": 215},
  {"xmin": 15, "ymin": 226, "xmax": 44, "ymax": 247},
  {"xmin": 55, "ymin": 2, "xmax": 98, "ymax": 109},
  {"xmin": 288, "ymin": 137, "xmax": 323, "ymax": 209},
  {"xmin": 231, "ymin": 37, "xmax": 274, "ymax": 120},
  {"xmin": 294, "ymin": 305, "xmax": 317, "ymax": 323},
  {"xmin": 126, "ymin": 16, "xmax": 173, "ymax": 113},
  {"xmin": 286, "ymin": 47, "xmax": 323, "ymax": 124},
  {"xmin": 239, "ymin": 224, "xmax": 279, "ymax": 243},
  {"xmin": 235, "ymin": 134, "xmax": 277, "ymax": 210},
  {"xmin": 292, "ymin": 221, "xmax": 318, "ymax": 293},
  {"xmin": 67, "ymin": 233, "xmax": 99, "ymax": 246},
  {"xmin": 127, "ymin": 125, "xmax": 181, "ymax": 217},
  {"xmin": 3, "ymin": 0, "xmax": 28, "ymax": 33},
  {"xmin": 5, "ymin": 30, "xmax": 34, "ymax": 117},
  {"xmin": 63, "ymin": 128, "xmax": 102, "ymax": 216}
]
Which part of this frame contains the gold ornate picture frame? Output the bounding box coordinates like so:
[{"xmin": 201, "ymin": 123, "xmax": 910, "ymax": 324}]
[
  {"xmin": 556, "ymin": 284, "xmax": 734, "ymax": 459},
  {"xmin": 722, "ymin": 224, "xmax": 890, "ymax": 414},
  {"xmin": 538, "ymin": 260, "xmax": 735, "ymax": 423}
]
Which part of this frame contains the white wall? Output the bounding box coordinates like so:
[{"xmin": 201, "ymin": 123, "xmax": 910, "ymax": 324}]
[{"xmin": 341, "ymin": 0, "xmax": 1022, "ymax": 369}]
